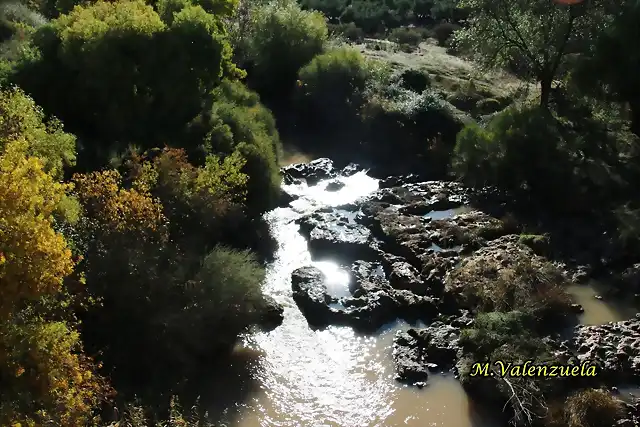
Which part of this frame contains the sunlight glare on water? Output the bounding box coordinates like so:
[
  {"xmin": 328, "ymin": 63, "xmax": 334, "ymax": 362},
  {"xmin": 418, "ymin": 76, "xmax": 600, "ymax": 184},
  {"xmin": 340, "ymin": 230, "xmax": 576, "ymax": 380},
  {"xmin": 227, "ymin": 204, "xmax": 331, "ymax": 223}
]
[{"xmin": 220, "ymin": 169, "xmax": 497, "ymax": 427}]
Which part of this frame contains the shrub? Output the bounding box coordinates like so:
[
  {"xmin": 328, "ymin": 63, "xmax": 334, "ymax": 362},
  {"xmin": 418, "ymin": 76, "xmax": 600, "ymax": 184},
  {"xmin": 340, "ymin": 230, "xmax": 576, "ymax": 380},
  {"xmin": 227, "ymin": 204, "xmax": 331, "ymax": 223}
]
[
  {"xmin": 451, "ymin": 106, "xmax": 576, "ymax": 208},
  {"xmin": 0, "ymin": 141, "xmax": 109, "ymax": 426},
  {"xmin": 295, "ymin": 47, "xmax": 370, "ymax": 131},
  {"xmin": 459, "ymin": 311, "xmax": 536, "ymax": 357},
  {"xmin": 389, "ymin": 26, "xmax": 424, "ymax": 47},
  {"xmin": 74, "ymin": 165, "xmax": 269, "ymax": 392},
  {"xmin": 564, "ymin": 389, "xmax": 623, "ymax": 427},
  {"xmin": 518, "ymin": 233, "xmax": 550, "ymax": 253},
  {"xmin": 187, "ymin": 80, "xmax": 282, "ymax": 216},
  {"xmin": 0, "ymin": 1, "xmax": 47, "ymax": 37},
  {"xmin": 328, "ymin": 22, "xmax": 364, "ymax": 42},
  {"xmin": 361, "ymin": 89, "xmax": 466, "ymax": 175},
  {"xmin": 398, "ymin": 68, "xmax": 430, "ymax": 92},
  {"xmin": 243, "ymin": 0, "xmax": 328, "ymax": 104},
  {"xmin": 433, "ymin": 21, "xmax": 459, "ymax": 46},
  {"xmin": 474, "ymin": 97, "xmax": 502, "ymax": 115}
]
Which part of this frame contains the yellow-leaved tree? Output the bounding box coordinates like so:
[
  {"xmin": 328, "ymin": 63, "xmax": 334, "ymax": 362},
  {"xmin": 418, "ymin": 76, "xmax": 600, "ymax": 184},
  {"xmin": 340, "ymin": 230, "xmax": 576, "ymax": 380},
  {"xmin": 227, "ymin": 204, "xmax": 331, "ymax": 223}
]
[{"xmin": 0, "ymin": 139, "xmax": 109, "ymax": 426}]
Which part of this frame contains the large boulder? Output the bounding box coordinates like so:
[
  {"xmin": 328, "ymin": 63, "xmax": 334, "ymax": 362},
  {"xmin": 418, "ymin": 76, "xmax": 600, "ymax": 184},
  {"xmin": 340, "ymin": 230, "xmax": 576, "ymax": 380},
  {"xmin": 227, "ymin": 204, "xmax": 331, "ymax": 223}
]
[
  {"xmin": 291, "ymin": 266, "xmax": 340, "ymax": 327},
  {"xmin": 298, "ymin": 209, "xmax": 379, "ymax": 262},
  {"xmin": 281, "ymin": 158, "xmax": 336, "ymax": 186},
  {"xmin": 393, "ymin": 316, "xmax": 471, "ymax": 384},
  {"xmin": 257, "ymin": 295, "xmax": 285, "ymax": 331}
]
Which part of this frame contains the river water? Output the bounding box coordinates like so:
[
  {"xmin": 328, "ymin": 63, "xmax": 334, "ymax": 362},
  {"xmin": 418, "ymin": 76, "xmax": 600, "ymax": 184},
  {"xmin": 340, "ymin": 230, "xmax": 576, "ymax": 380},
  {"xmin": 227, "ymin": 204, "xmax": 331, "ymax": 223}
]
[
  {"xmin": 211, "ymin": 171, "xmax": 496, "ymax": 427},
  {"xmin": 210, "ymin": 170, "xmax": 636, "ymax": 427}
]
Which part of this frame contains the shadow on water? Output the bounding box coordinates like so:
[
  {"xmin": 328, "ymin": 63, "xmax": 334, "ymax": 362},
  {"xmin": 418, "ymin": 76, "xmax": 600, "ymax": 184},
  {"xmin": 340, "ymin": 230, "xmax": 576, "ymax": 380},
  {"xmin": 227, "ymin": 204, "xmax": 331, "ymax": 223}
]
[{"xmin": 192, "ymin": 346, "xmax": 265, "ymax": 425}]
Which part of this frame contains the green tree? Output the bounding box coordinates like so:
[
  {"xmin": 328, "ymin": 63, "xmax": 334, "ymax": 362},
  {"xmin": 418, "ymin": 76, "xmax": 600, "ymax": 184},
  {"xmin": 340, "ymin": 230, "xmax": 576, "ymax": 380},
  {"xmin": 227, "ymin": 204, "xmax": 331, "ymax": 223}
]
[
  {"xmin": 0, "ymin": 86, "xmax": 75, "ymax": 178},
  {"xmin": 295, "ymin": 47, "xmax": 370, "ymax": 130},
  {"xmin": 14, "ymin": 0, "xmax": 242, "ymax": 167},
  {"xmin": 454, "ymin": 0, "xmax": 605, "ymax": 107},
  {"xmin": 242, "ymin": 0, "xmax": 327, "ymax": 104}
]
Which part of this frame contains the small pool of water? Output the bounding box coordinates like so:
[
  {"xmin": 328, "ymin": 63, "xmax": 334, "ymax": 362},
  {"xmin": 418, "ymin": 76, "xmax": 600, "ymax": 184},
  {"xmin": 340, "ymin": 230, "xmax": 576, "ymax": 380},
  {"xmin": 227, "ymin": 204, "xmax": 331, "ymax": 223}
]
[
  {"xmin": 424, "ymin": 206, "xmax": 472, "ymax": 221},
  {"xmin": 567, "ymin": 282, "xmax": 638, "ymax": 325}
]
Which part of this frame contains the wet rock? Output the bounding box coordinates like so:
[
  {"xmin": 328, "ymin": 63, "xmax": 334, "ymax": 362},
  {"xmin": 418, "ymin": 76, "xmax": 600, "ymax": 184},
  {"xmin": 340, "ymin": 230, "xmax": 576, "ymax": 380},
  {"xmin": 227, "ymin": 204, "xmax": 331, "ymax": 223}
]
[
  {"xmin": 571, "ymin": 303, "xmax": 585, "ymax": 314},
  {"xmin": 291, "ymin": 266, "xmax": 337, "ymax": 327},
  {"xmin": 388, "ymin": 259, "xmax": 426, "ymax": 295},
  {"xmin": 393, "ymin": 321, "xmax": 463, "ymax": 384},
  {"xmin": 325, "ymin": 180, "xmax": 346, "ymax": 192},
  {"xmin": 341, "ymin": 259, "xmax": 438, "ymax": 331},
  {"xmin": 281, "ymin": 158, "xmax": 336, "ymax": 186},
  {"xmin": 278, "ymin": 189, "xmax": 296, "ymax": 206},
  {"xmin": 571, "ymin": 317, "xmax": 640, "ymax": 382},
  {"xmin": 393, "ymin": 331, "xmax": 430, "ymax": 383},
  {"xmin": 378, "ymin": 174, "xmax": 423, "ymax": 189},
  {"xmin": 341, "ymin": 162, "xmax": 363, "ymax": 177},
  {"xmin": 298, "ymin": 210, "xmax": 379, "ymax": 261},
  {"xmin": 258, "ymin": 295, "xmax": 285, "ymax": 331}
]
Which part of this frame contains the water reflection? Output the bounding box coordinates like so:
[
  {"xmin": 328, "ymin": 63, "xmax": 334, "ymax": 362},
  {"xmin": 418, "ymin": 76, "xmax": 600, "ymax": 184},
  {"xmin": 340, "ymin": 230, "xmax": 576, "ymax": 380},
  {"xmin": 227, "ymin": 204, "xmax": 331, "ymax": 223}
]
[
  {"xmin": 211, "ymin": 171, "xmax": 497, "ymax": 427},
  {"xmin": 313, "ymin": 260, "xmax": 351, "ymax": 298}
]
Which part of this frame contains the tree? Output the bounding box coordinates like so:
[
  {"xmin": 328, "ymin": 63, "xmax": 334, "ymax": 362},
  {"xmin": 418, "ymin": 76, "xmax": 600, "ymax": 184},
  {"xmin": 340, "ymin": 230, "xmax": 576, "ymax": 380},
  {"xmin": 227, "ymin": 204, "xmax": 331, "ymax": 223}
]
[
  {"xmin": 0, "ymin": 86, "xmax": 75, "ymax": 178},
  {"xmin": 454, "ymin": 0, "xmax": 605, "ymax": 107},
  {"xmin": 572, "ymin": 0, "xmax": 640, "ymax": 135},
  {"xmin": 13, "ymin": 0, "xmax": 243, "ymax": 167},
  {"xmin": 0, "ymin": 140, "xmax": 108, "ymax": 426},
  {"xmin": 241, "ymin": 0, "xmax": 327, "ymax": 105}
]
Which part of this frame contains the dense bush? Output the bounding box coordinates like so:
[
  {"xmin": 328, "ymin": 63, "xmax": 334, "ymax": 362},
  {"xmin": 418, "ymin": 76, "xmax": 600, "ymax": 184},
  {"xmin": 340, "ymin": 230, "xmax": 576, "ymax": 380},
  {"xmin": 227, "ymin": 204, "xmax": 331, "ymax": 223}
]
[
  {"xmin": 389, "ymin": 26, "xmax": 425, "ymax": 47},
  {"xmin": 327, "ymin": 21, "xmax": 364, "ymax": 41},
  {"xmin": 241, "ymin": 0, "xmax": 327, "ymax": 105},
  {"xmin": 0, "ymin": 86, "xmax": 75, "ymax": 178},
  {"xmin": 563, "ymin": 389, "xmax": 624, "ymax": 427},
  {"xmin": 452, "ymin": 106, "xmax": 577, "ymax": 208},
  {"xmin": 186, "ymin": 80, "xmax": 282, "ymax": 216},
  {"xmin": 295, "ymin": 47, "xmax": 370, "ymax": 131},
  {"xmin": 13, "ymin": 0, "xmax": 243, "ymax": 167},
  {"xmin": 0, "ymin": 138, "xmax": 110, "ymax": 426},
  {"xmin": 397, "ymin": 67, "xmax": 431, "ymax": 92},
  {"xmin": 361, "ymin": 88, "xmax": 466, "ymax": 176},
  {"xmin": 433, "ymin": 21, "xmax": 459, "ymax": 46},
  {"xmin": 546, "ymin": 389, "xmax": 624, "ymax": 427},
  {"xmin": 301, "ymin": 0, "xmax": 465, "ymax": 33},
  {"xmin": 73, "ymin": 161, "xmax": 270, "ymax": 394}
]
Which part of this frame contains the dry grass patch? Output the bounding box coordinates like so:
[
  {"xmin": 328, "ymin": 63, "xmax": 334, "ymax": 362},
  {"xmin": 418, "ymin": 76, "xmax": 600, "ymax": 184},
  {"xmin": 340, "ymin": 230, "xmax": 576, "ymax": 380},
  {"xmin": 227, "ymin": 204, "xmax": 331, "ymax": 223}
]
[
  {"xmin": 545, "ymin": 389, "xmax": 624, "ymax": 427},
  {"xmin": 445, "ymin": 236, "xmax": 573, "ymax": 317}
]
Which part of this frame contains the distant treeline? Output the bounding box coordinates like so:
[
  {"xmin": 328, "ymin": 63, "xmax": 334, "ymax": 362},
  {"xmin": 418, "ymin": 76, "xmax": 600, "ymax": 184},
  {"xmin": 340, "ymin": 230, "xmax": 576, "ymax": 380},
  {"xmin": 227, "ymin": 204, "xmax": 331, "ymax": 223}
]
[{"xmin": 298, "ymin": 0, "xmax": 466, "ymax": 33}]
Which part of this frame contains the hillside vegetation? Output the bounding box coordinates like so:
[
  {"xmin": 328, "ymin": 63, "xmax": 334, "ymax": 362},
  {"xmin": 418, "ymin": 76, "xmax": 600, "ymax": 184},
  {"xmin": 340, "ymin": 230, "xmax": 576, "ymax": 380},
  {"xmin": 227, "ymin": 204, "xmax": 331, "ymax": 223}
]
[{"xmin": 0, "ymin": 0, "xmax": 638, "ymax": 425}]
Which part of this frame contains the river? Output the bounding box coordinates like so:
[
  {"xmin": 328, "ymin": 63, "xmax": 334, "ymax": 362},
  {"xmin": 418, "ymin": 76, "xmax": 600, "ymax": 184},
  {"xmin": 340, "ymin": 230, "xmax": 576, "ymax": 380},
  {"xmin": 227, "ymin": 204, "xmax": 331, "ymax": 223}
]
[
  {"xmin": 208, "ymin": 171, "xmax": 496, "ymax": 427},
  {"xmin": 209, "ymin": 169, "xmax": 636, "ymax": 427}
]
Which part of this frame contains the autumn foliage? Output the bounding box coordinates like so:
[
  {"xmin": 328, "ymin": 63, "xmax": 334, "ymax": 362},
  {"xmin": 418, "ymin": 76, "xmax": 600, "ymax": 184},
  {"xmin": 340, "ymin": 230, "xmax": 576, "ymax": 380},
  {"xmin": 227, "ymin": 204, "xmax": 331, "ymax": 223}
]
[{"xmin": 0, "ymin": 139, "xmax": 109, "ymax": 426}]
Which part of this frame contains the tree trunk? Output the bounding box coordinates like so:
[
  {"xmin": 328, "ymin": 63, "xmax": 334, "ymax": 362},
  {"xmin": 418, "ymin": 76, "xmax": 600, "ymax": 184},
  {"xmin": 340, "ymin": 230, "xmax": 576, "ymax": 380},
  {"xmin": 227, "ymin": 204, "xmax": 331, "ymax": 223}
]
[{"xmin": 540, "ymin": 78, "xmax": 552, "ymax": 108}]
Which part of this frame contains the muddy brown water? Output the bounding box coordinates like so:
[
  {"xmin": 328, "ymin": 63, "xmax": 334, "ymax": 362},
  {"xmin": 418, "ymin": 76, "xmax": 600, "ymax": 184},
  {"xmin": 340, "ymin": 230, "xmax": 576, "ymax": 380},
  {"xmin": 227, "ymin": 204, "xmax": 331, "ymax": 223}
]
[
  {"xmin": 209, "ymin": 173, "xmax": 636, "ymax": 426},
  {"xmin": 567, "ymin": 282, "xmax": 638, "ymax": 325}
]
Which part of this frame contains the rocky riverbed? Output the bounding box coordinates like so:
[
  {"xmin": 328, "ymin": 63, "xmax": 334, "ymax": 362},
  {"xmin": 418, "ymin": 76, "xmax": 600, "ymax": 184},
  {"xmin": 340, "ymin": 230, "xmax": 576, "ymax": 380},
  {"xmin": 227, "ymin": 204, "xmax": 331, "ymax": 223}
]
[{"xmin": 279, "ymin": 158, "xmax": 640, "ymax": 423}]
